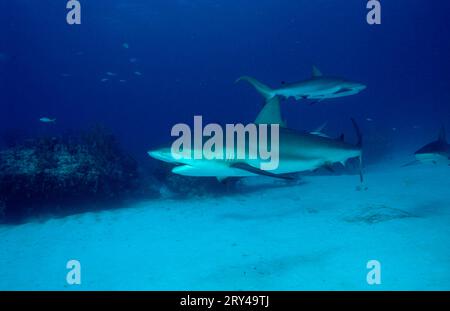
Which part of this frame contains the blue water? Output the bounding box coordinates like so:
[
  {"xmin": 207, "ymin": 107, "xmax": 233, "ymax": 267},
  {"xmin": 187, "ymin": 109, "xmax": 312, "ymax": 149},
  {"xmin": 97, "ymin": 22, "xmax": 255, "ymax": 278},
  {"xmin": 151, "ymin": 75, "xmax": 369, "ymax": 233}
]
[
  {"xmin": 1, "ymin": 1, "xmax": 450, "ymax": 290},
  {"xmin": 3, "ymin": 1, "xmax": 450, "ymax": 154}
]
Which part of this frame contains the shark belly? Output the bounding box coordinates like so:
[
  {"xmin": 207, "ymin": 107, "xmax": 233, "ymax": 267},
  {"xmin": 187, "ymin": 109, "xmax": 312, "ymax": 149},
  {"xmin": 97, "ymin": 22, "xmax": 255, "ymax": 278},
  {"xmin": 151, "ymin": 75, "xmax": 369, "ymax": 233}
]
[
  {"xmin": 172, "ymin": 162, "xmax": 256, "ymax": 177},
  {"xmin": 263, "ymin": 158, "xmax": 324, "ymax": 174},
  {"xmin": 415, "ymin": 153, "xmax": 449, "ymax": 165}
]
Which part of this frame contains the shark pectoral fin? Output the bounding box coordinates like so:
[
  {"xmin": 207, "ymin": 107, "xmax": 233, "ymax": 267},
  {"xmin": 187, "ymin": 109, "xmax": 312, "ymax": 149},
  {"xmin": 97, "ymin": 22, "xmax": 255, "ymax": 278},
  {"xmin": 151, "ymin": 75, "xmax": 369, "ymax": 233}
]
[{"xmin": 231, "ymin": 163, "xmax": 294, "ymax": 180}]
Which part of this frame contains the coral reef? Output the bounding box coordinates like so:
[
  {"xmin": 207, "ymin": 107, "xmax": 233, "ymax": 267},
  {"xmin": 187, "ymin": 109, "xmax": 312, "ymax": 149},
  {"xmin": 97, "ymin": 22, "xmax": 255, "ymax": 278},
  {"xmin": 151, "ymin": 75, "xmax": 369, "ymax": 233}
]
[{"xmin": 0, "ymin": 127, "xmax": 141, "ymax": 220}]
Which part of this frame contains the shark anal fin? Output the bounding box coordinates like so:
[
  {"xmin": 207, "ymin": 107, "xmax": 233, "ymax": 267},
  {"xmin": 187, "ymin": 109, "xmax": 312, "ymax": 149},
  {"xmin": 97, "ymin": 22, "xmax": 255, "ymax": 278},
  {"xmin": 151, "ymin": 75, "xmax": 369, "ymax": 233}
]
[{"xmin": 231, "ymin": 163, "xmax": 294, "ymax": 180}]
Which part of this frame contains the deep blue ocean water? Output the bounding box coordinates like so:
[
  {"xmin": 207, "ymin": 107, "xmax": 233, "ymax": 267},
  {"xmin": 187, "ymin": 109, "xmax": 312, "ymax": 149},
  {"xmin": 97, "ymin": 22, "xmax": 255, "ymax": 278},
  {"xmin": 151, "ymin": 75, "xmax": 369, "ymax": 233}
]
[{"xmin": 2, "ymin": 1, "xmax": 450, "ymax": 161}]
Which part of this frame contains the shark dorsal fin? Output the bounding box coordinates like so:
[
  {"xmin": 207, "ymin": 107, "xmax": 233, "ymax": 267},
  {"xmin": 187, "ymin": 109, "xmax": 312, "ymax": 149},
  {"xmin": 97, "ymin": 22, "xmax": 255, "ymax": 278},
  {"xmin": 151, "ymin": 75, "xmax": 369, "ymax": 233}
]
[
  {"xmin": 255, "ymin": 96, "xmax": 286, "ymax": 128},
  {"xmin": 438, "ymin": 126, "xmax": 447, "ymax": 143},
  {"xmin": 312, "ymin": 66, "xmax": 323, "ymax": 78}
]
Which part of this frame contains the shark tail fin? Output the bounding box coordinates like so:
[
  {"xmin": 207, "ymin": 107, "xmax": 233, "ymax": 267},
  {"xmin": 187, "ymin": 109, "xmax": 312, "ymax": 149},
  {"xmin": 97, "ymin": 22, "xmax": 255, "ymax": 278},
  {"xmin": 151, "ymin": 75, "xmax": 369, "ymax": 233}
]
[
  {"xmin": 438, "ymin": 126, "xmax": 447, "ymax": 143},
  {"xmin": 350, "ymin": 118, "xmax": 363, "ymax": 148},
  {"xmin": 236, "ymin": 76, "xmax": 275, "ymax": 100},
  {"xmin": 350, "ymin": 118, "xmax": 364, "ymax": 184}
]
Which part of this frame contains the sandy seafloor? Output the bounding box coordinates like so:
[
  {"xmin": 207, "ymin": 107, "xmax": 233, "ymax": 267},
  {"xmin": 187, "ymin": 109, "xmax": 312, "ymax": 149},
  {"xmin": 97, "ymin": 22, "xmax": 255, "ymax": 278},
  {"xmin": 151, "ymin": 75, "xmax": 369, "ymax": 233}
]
[{"xmin": 0, "ymin": 162, "xmax": 449, "ymax": 290}]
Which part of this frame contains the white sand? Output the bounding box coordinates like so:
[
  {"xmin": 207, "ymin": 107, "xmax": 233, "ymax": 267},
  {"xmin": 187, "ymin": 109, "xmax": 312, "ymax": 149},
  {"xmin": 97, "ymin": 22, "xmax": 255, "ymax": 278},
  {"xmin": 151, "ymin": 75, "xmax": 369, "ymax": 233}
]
[{"xmin": 0, "ymin": 163, "xmax": 449, "ymax": 290}]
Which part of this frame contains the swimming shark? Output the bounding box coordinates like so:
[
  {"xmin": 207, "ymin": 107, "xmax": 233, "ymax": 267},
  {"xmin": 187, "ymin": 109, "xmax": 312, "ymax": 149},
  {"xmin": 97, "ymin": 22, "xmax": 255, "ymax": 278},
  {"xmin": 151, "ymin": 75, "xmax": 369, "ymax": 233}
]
[
  {"xmin": 148, "ymin": 97, "xmax": 364, "ymax": 182},
  {"xmin": 237, "ymin": 66, "xmax": 366, "ymax": 103},
  {"xmin": 405, "ymin": 127, "xmax": 450, "ymax": 166}
]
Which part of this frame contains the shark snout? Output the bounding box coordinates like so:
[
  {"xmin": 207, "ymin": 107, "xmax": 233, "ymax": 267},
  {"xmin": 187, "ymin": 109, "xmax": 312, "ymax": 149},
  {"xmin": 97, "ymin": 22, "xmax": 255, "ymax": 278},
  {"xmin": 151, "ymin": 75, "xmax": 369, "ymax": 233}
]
[{"xmin": 148, "ymin": 149, "xmax": 176, "ymax": 163}]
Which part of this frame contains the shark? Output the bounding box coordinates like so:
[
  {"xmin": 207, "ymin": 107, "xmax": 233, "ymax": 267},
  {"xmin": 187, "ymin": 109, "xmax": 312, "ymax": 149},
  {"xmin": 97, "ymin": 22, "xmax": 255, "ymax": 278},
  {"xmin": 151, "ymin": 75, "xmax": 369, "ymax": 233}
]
[
  {"xmin": 237, "ymin": 66, "xmax": 366, "ymax": 103},
  {"xmin": 404, "ymin": 127, "xmax": 450, "ymax": 166},
  {"xmin": 148, "ymin": 97, "xmax": 364, "ymax": 182}
]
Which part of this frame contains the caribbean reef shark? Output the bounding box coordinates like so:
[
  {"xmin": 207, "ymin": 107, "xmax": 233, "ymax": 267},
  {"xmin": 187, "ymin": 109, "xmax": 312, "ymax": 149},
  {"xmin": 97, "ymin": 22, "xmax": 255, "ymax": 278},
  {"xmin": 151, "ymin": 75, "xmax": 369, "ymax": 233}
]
[
  {"xmin": 237, "ymin": 66, "xmax": 366, "ymax": 104},
  {"xmin": 148, "ymin": 97, "xmax": 364, "ymax": 182},
  {"xmin": 404, "ymin": 127, "xmax": 450, "ymax": 166}
]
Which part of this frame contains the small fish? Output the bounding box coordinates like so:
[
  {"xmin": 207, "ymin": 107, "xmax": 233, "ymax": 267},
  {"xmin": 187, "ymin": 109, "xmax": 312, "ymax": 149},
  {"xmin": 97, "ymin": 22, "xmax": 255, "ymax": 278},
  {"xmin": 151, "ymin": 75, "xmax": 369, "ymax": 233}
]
[
  {"xmin": 106, "ymin": 72, "xmax": 117, "ymax": 76},
  {"xmin": 119, "ymin": 79, "xmax": 126, "ymax": 83},
  {"xmin": 40, "ymin": 117, "xmax": 56, "ymax": 123},
  {"xmin": 122, "ymin": 43, "xmax": 129, "ymax": 49},
  {"xmin": 366, "ymin": 118, "xmax": 373, "ymax": 122},
  {"xmin": 61, "ymin": 73, "xmax": 71, "ymax": 77},
  {"xmin": 134, "ymin": 71, "xmax": 142, "ymax": 76},
  {"xmin": 100, "ymin": 78, "xmax": 109, "ymax": 82},
  {"xmin": 129, "ymin": 58, "xmax": 138, "ymax": 63},
  {"xmin": 392, "ymin": 127, "xmax": 397, "ymax": 131}
]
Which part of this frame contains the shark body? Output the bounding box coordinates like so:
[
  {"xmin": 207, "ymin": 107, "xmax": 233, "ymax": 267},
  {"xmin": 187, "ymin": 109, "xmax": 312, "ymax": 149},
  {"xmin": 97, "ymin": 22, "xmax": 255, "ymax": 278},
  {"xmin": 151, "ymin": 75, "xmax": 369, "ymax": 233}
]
[
  {"xmin": 413, "ymin": 127, "xmax": 450, "ymax": 165},
  {"xmin": 237, "ymin": 66, "xmax": 366, "ymax": 103},
  {"xmin": 148, "ymin": 97, "xmax": 363, "ymax": 181}
]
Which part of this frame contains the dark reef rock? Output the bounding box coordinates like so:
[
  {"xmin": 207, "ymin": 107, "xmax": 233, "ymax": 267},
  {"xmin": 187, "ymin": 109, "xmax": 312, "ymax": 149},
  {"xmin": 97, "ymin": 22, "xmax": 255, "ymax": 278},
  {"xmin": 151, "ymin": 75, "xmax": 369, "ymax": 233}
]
[{"xmin": 0, "ymin": 127, "xmax": 142, "ymax": 220}]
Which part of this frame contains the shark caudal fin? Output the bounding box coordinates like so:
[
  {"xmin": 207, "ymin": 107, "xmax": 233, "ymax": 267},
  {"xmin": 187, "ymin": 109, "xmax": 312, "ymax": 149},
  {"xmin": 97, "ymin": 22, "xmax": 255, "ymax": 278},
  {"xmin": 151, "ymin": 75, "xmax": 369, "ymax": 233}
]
[
  {"xmin": 351, "ymin": 118, "xmax": 363, "ymax": 148},
  {"xmin": 236, "ymin": 76, "xmax": 275, "ymax": 100},
  {"xmin": 350, "ymin": 118, "xmax": 364, "ymax": 183},
  {"xmin": 254, "ymin": 96, "xmax": 286, "ymax": 127}
]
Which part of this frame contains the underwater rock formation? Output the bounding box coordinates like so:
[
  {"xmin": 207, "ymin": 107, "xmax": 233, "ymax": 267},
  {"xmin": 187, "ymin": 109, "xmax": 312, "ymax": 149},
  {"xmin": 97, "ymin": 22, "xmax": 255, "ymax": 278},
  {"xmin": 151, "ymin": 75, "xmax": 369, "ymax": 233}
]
[{"xmin": 0, "ymin": 127, "xmax": 140, "ymax": 220}]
